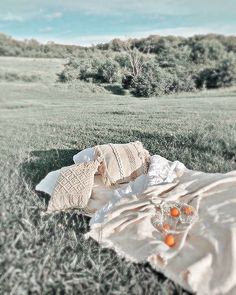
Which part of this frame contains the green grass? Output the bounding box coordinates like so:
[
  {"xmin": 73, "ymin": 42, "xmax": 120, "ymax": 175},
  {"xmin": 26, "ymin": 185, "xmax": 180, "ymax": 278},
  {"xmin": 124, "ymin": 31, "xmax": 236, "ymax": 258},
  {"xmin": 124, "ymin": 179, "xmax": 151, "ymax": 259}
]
[{"xmin": 0, "ymin": 57, "xmax": 236, "ymax": 295}]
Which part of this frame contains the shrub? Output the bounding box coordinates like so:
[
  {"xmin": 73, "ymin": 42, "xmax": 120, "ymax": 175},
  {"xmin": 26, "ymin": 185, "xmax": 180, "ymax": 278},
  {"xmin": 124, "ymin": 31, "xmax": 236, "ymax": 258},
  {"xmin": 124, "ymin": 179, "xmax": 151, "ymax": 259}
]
[
  {"xmin": 57, "ymin": 69, "xmax": 71, "ymax": 82},
  {"xmin": 57, "ymin": 56, "xmax": 103, "ymax": 83},
  {"xmin": 168, "ymin": 66, "xmax": 196, "ymax": 93},
  {"xmin": 195, "ymin": 54, "xmax": 236, "ymax": 88},
  {"xmin": 131, "ymin": 74, "xmax": 156, "ymax": 97},
  {"xmin": 122, "ymin": 74, "xmax": 133, "ymax": 89},
  {"xmin": 214, "ymin": 54, "xmax": 236, "ymax": 87},
  {"xmin": 57, "ymin": 37, "xmax": 236, "ymax": 97},
  {"xmin": 171, "ymin": 75, "xmax": 196, "ymax": 93},
  {"xmin": 131, "ymin": 62, "xmax": 173, "ymax": 97},
  {"xmin": 97, "ymin": 59, "xmax": 120, "ymax": 83},
  {"xmin": 130, "ymin": 60, "xmax": 196, "ymax": 97},
  {"xmin": 79, "ymin": 58, "xmax": 101, "ymax": 81}
]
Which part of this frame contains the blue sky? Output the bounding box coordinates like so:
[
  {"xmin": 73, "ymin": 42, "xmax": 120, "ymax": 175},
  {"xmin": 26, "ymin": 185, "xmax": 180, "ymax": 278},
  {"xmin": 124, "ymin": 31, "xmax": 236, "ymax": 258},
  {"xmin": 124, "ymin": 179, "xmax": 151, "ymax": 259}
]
[{"xmin": 0, "ymin": 0, "xmax": 236, "ymax": 45}]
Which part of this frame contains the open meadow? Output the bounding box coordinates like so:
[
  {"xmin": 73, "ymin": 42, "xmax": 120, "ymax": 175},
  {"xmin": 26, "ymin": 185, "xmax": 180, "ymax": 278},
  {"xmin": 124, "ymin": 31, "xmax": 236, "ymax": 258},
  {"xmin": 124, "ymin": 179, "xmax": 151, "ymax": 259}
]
[{"xmin": 0, "ymin": 57, "xmax": 236, "ymax": 294}]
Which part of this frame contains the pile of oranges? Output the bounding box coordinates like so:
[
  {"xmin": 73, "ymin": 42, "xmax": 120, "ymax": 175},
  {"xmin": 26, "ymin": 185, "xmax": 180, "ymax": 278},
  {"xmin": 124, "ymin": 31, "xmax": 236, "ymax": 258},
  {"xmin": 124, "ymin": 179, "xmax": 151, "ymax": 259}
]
[{"xmin": 163, "ymin": 206, "xmax": 193, "ymax": 247}]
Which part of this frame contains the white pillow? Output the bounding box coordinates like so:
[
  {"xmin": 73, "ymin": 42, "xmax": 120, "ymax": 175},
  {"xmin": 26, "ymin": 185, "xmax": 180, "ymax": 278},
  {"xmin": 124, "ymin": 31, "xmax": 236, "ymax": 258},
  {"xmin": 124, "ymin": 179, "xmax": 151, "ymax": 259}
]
[
  {"xmin": 73, "ymin": 147, "xmax": 95, "ymax": 164},
  {"xmin": 35, "ymin": 169, "xmax": 61, "ymax": 195}
]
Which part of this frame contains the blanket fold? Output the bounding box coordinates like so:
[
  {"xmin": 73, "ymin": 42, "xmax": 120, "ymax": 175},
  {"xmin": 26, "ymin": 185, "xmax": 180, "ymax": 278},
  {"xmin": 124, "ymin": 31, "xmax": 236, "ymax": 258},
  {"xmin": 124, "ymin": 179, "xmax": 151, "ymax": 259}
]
[{"xmin": 86, "ymin": 168, "xmax": 236, "ymax": 295}]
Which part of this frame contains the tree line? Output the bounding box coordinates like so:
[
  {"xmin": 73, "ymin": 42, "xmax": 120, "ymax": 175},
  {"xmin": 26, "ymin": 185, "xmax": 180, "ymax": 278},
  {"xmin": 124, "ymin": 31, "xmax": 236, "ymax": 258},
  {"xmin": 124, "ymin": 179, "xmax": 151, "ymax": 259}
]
[
  {"xmin": 0, "ymin": 33, "xmax": 84, "ymax": 58},
  {"xmin": 1, "ymin": 32, "xmax": 236, "ymax": 96},
  {"xmin": 58, "ymin": 34, "xmax": 236, "ymax": 97}
]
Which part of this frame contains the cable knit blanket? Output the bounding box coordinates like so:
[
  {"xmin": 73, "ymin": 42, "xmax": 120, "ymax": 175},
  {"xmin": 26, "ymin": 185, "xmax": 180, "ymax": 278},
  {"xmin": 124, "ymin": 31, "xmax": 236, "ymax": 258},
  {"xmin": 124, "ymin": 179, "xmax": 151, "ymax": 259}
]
[{"xmin": 36, "ymin": 151, "xmax": 236, "ymax": 295}]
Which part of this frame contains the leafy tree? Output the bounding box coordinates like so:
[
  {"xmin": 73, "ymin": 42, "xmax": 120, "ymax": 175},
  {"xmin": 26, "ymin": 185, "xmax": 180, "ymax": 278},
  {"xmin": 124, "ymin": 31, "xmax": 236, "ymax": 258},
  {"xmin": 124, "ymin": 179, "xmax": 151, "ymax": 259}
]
[
  {"xmin": 190, "ymin": 39, "xmax": 225, "ymax": 64},
  {"xmin": 195, "ymin": 53, "xmax": 236, "ymax": 88}
]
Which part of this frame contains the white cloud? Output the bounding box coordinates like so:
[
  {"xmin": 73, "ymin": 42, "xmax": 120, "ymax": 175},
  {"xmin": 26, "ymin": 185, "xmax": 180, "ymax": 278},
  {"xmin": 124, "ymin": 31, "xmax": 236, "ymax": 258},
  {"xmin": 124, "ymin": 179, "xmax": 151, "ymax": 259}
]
[
  {"xmin": 45, "ymin": 12, "xmax": 62, "ymax": 20},
  {"xmin": 1, "ymin": 0, "xmax": 235, "ymax": 45},
  {"xmin": 2, "ymin": 12, "xmax": 24, "ymax": 22},
  {"xmin": 1, "ymin": 0, "xmax": 235, "ymax": 18},
  {"xmin": 41, "ymin": 0, "xmax": 235, "ymax": 17},
  {"xmin": 39, "ymin": 26, "xmax": 54, "ymax": 32}
]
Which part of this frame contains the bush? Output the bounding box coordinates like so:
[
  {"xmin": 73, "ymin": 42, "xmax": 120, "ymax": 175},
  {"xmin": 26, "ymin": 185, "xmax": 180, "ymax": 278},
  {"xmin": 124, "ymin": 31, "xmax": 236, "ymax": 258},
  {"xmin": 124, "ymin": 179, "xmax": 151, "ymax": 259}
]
[
  {"xmin": 57, "ymin": 37, "xmax": 236, "ymax": 97},
  {"xmin": 171, "ymin": 75, "xmax": 196, "ymax": 93},
  {"xmin": 57, "ymin": 69, "xmax": 71, "ymax": 82},
  {"xmin": 97, "ymin": 59, "xmax": 120, "ymax": 83},
  {"xmin": 130, "ymin": 60, "xmax": 196, "ymax": 97},
  {"xmin": 122, "ymin": 74, "xmax": 133, "ymax": 89},
  {"xmin": 195, "ymin": 54, "xmax": 236, "ymax": 88},
  {"xmin": 131, "ymin": 62, "xmax": 173, "ymax": 97},
  {"xmin": 57, "ymin": 55, "xmax": 103, "ymax": 83},
  {"xmin": 214, "ymin": 54, "xmax": 236, "ymax": 87},
  {"xmin": 58, "ymin": 52, "xmax": 121, "ymax": 84},
  {"xmin": 168, "ymin": 66, "xmax": 196, "ymax": 93},
  {"xmin": 79, "ymin": 58, "xmax": 101, "ymax": 82}
]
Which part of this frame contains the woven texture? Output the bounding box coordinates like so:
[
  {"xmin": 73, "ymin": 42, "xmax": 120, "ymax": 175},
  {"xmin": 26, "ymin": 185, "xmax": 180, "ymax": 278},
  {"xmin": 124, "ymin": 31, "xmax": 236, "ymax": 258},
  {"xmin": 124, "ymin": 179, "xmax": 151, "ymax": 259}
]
[
  {"xmin": 47, "ymin": 161, "xmax": 100, "ymax": 213},
  {"xmin": 95, "ymin": 141, "xmax": 150, "ymax": 186}
]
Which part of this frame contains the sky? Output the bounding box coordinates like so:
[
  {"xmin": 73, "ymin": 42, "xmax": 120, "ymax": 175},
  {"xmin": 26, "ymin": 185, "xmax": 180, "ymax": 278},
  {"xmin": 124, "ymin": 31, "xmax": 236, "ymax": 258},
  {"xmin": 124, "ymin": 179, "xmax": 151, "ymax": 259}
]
[{"xmin": 0, "ymin": 0, "xmax": 236, "ymax": 46}]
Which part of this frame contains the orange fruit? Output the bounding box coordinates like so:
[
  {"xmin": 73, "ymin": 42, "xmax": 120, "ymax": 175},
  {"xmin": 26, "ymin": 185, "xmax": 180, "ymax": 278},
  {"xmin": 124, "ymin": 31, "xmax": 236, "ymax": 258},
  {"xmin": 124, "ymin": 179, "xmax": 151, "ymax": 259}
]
[
  {"xmin": 183, "ymin": 206, "xmax": 193, "ymax": 215},
  {"xmin": 162, "ymin": 224, "xmax": 170, "ymax": 231},
  {"xmin": 164, "ymin": 234, "xmax": 175, "ymax": 247},
  {"xmin": 170, "ymin": 207, "xmax": 180, "ymax": 217}
]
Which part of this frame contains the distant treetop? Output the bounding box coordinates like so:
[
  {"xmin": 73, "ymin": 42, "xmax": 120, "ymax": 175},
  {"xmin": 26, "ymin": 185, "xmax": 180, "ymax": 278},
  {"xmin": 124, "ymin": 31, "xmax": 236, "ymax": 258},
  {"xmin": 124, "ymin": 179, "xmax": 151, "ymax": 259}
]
[{"xmin": 0, "ymin": 32, "xmax": 236, "ymax": 58}]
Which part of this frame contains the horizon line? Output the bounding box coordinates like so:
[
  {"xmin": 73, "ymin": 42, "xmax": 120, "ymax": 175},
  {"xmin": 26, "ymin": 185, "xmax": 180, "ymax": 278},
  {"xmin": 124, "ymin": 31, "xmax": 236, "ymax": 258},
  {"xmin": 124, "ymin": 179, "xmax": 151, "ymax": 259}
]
[{"xmin": 1, "ymin": 29, "xmax": 236, "ymax": 47}]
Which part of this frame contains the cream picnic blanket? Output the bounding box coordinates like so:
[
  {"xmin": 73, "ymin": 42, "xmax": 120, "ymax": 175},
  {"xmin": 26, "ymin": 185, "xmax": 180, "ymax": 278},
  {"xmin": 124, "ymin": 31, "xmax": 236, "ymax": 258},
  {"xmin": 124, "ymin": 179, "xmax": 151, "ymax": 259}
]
[
  {"xmin": 86, "ymin": 167, "xmax": 236, "ymax": 295},
  {"xmin": 36, "ymin": 152, "xmax": 236, "ymax": 294}
]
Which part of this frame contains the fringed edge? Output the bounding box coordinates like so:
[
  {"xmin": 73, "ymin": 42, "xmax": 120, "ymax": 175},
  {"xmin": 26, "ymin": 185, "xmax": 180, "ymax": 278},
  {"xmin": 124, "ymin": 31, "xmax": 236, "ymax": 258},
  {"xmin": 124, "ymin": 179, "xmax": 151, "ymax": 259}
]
[
  {"xmin": 94, "ymin": 145, "xmax": 116, "ymax": 187},
  {"xmin": 132, "ymin": 141, "xmax": 151, "ymax": 174},
  {"xmin": 84, "ymin": 229, "xmax": 140, "ymax": 264}
]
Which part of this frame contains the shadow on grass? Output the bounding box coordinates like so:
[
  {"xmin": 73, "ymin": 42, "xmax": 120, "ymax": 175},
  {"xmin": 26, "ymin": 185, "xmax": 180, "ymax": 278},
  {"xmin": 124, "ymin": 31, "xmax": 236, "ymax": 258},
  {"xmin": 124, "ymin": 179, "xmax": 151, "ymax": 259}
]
[
  {"xmin": 20, "ymin": 148, "xmax": 79, "ymax": 203},
  {"xmin": 21, "ymin": 148, "xmax": 79, "ymax": 187},
  {"xmin": 104, "ymin": 84, "xmax": 127, "ymax": 95},
  {"xmin": 128, "ymin": 129, "xmax": 235, "ymax": 167}
]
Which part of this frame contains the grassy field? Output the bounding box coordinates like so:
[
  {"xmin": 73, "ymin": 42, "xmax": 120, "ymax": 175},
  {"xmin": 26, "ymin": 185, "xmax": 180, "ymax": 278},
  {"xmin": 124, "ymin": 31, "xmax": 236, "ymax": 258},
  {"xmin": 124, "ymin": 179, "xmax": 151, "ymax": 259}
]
[{"xmin": 0, "ymin": 57, "xmax": 236, "ymax": 295}]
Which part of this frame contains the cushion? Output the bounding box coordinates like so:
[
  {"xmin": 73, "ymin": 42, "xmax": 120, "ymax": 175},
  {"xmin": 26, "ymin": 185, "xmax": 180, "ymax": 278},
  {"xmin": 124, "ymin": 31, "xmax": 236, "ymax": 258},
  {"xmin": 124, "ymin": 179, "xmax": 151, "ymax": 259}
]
[
  {"xmin": 36, "ymin": 148, "xmax": 96, "ymax": 195},
  {"xmin": 73, "ymin": 147, "xmax": 95, "ymax": 164},
  {"xmin": 35, "ymin": 169, "xmax": 61, "ymax": 195},
  {"xmin": 47, "ymin": 160, "xmax": 100, "ymax": 213},
  {"xmin": 95, "ymin": 141, "xmax": 150, "ymax": 186}
]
